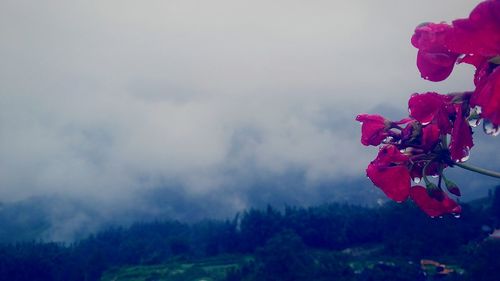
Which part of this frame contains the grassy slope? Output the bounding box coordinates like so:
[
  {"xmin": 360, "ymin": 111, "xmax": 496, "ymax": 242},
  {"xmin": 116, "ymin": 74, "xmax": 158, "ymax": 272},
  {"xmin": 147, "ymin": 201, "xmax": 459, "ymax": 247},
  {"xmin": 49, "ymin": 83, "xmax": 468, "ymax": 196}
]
[
  {"xmin": 100, "ymin": 247, "xmax": 465, "ymax": 281},
  {"xmin": 101, "ymin": 255, "xmax": 252, "ymax": 281}
]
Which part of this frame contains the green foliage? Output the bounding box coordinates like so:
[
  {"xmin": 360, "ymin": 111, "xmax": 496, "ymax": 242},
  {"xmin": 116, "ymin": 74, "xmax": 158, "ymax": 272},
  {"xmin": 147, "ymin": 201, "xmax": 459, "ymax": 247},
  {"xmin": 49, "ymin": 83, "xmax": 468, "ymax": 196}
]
[
  {"xmin": 463, "ymin": 239, "xmax": 500, "ymax": 281},
  {"xmin": 254, "ymin": 230, "xmax": 314, "ymax": 281},
  {"xmin": 490, "ymin": 185, "xmax": 500, "ymax": 225}
]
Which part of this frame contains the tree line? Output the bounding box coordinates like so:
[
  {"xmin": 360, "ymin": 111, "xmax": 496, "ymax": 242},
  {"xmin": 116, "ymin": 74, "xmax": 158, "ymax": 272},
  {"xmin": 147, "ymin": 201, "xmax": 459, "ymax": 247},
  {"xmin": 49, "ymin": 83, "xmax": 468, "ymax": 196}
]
[{"xmin": 1, "ymin": 186, "xmax": 500, "ymax": 281}]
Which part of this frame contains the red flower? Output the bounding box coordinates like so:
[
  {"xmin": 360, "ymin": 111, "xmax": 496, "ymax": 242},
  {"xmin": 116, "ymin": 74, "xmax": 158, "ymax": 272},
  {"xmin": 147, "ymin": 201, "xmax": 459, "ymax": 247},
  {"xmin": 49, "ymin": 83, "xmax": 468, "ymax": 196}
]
[
  {"xmin": 471, "ymin": 66, "xmax": 500, "ymax": 126},
  {"xmin": 449, "ymin": 104, "xmax": 474, "ymax": 162},
  {"xmin": 410, "ymin": 186, "xmax": 461, "ymax": 217},
  {"xmin": 355, "ymin": 114, "xmax": 391, "ymax": 146},
  {"xmin": 357, "ymin": 0, "xmax": 500, "ymax": 217},
  {"xmin": 366, "ymin": 145, "xmax": 411, "ymax": 202},
  {"xmin": 412, "ymin": 1, "xmax": 500, "ymax": 81},
  {"xmin": 408, "ymin": 92, "xmax": 454, "ymax": 133}
]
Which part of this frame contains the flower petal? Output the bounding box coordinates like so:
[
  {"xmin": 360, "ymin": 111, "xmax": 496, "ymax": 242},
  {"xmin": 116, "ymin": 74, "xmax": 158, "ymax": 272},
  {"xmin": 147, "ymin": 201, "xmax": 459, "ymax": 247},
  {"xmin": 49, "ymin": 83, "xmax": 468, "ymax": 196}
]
[
  {"xmin": 448, "ymin": 0, "xmax": 500, "ymax": 57},
  {"xmin": 421, "ymin": 123, "xmax": 441, "ymax": 151},
  {"xmin": 355, "ymin": 114, "xmax": 390, "ymax": 146},
  {"xmin": 416, "ymin": 50, "xmax": 458, "ymax": 82},
  {"xmin": 366, "ymin": 145, "xmax": 411, "ymax": 202},
  {"xmin": 471, "ymin": 66, "xmax": 500, "ymax": 126},
  {"xmin": 450, "ymin": 105, "xmax": 474, "ymax": 162},
  {"xmin": 410, "ymin": 186, "xmax": 461, "ymax": 217}
]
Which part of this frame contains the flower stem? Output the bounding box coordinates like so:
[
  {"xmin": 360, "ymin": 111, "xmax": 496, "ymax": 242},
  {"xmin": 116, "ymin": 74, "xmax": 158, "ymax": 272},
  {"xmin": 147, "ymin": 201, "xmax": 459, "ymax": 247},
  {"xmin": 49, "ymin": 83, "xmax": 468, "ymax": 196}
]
[{"xmin": 455, "ymin": 162, "xmax": 500, "ymax": 179}]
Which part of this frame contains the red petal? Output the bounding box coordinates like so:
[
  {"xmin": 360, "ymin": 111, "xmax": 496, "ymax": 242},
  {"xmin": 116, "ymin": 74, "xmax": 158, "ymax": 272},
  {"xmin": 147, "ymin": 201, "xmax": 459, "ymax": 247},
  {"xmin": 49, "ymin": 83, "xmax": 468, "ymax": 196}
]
[
  {"xmin": 450, "ymin": 105, "xmax": 474, "ymax": 162},
  {"xmin": 367, "ymin": 164, "xmax": 410, "ymax": 203},
  {"xmin": 421, "ymin": 123, "xmax": 441, "ymax": 151},
  {"xmin": 471, "ymin": 67, "xmax": 500, "ymax": 126},
  {"xmin": 408, "ymin": 92, "xmax": 445, "ymax": 124},
  {"xmin": 410, "ymin": 186, "xmax": 461, "ymax": 217},
  {"xmin": 416, "ymin": 50, "xmax": 458, "ymax": 82},
  {"xmin": 366, "ymin": 145, "xmax": 411, "ymax": 202},
  {"xmin": 373, "ymin": 145, "xmax": 410, "ymax": 165},
  {"xmin": 448, "ymin": 0, "xmax": 500, "ymax": 57},
  {"xmin": 411, "ymin": 22, "xmax": 452, "ymax": 52},
  {"xmin": 356, "ymin": 114, "xmax": 389, "ymax": 146},
  {"xmin": 410, "ymin": 161, "xmax": 441, "ymax": 180}
]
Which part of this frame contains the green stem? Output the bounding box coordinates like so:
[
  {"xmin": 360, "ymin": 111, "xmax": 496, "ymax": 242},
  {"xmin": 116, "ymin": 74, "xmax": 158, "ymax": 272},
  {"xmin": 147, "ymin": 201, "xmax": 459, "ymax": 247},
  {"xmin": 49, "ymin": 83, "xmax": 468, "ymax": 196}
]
[{"xmin": 455, "ymin": 163, "xmax": 500, "ymax": 179}]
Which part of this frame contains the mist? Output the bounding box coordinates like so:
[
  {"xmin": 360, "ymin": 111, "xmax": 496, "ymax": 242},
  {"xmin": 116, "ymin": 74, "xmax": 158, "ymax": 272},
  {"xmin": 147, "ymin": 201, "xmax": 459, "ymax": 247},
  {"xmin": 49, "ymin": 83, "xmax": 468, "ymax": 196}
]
[{"xmin": 1, "ymin": 0, "xmax": 497, "ymax": 241}]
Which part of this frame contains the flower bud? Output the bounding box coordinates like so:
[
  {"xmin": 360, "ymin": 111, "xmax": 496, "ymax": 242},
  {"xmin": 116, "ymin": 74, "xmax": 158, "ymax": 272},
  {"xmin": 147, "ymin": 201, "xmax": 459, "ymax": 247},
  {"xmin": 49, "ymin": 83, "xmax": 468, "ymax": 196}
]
[{"xmin": 444, "ymin": 178, "xmax": 461, "ymax": 196}]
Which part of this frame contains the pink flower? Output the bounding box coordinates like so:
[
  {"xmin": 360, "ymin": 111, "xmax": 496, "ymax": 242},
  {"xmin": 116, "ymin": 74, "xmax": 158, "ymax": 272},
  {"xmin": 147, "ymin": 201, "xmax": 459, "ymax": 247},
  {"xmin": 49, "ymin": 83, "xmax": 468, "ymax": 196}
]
[
  {"xmin": 410, "ymin": 186, "xmax": 461, "ymax": 217},
  {"xmin": 449, "ymin": 104, "xmax": 474, "ymax": 162},
  {"xmin": 366, "ymin": 145, "xmax": 411, "ymax": 202},
  {"xmin": 355, "ymin": 114, "xmax": 391, "ymax": 146}
]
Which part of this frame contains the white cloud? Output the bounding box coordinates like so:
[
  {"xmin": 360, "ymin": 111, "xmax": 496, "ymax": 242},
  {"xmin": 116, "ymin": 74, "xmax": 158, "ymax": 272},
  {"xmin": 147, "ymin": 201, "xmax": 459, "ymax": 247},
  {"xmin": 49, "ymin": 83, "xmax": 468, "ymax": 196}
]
[{"xmin": 0, "ymin": 0, "xmax": 493, "ymax": 213}]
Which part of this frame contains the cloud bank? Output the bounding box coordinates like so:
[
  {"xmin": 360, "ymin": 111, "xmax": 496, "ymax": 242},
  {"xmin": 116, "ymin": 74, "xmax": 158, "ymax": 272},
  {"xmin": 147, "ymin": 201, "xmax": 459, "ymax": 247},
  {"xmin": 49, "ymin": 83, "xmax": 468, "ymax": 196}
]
[{"xmin": 1, "ymin": 0, "xmax": 497, "ymax": 240}]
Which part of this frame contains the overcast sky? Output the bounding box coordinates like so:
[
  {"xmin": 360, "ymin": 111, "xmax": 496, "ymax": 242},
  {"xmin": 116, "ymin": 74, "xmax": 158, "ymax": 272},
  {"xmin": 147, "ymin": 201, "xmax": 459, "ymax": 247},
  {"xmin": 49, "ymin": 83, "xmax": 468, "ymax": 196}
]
[{"xmin": 1, "ymin": 0, "xmax": 497, "ymax": 234}]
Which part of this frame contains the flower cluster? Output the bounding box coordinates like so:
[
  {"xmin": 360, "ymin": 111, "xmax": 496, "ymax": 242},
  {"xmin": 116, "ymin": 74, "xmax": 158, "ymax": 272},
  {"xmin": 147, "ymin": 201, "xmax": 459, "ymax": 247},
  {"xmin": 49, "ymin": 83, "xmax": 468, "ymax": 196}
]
[{"xmin": 356, "ymin": 0, "xmax": 500, "ymax": 217}]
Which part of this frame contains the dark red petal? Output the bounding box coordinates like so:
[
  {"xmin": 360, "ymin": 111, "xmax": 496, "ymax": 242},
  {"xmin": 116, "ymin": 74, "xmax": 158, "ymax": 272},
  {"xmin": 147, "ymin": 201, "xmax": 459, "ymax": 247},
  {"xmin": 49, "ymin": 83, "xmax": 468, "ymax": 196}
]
[
  {"xmin": 410, "ymin": 186, "xmax": 461, "ymax": 217},
  {"xmin": 373, "ymin": 145, "xmax": 410, "ymax": 165},
  {"xmin": 416, "ymin": 50, "xmax": 458, "ymax": 82},
  {"xmin": 411, "ymin": 22, "xmax": 452, "ymax": 52},
  {"xmin": 356, "ymin": 114, "xmax": 389, "ymax": 146},
  {"xmin": 367, "ymin": 163, "xmax": 410, "ymax": 203},
  {"xmin": 450, "ymin": 105, "xmax": 474, "ymax": 162},
  {"xmin": 421, "ymin": 123, "xmax": 441, "ymax": 151},
  {"xmin": 458, "ymin": 54, "xmax": 488, "ymax": 68},
  {"xmin": 408, "ymin": 92, "xmax": 446, "ymax": 124},
  {"xmin": 472, "ymin": 58, "xmax": 491, "ymax": 87},
  {"xmin": 471, "ymin": 67, "xmax": 500, "ymax": 126},
  {"xmin": 410, "ymin": 161, "xmax": 441, "ymax": 180},
  {"xmin": 366, "ymin": 145, "xmax": 411, "ymax": 202},
  {"xmin": 448, "ymin": 0, "xmax": 500, "ymax": 57}
]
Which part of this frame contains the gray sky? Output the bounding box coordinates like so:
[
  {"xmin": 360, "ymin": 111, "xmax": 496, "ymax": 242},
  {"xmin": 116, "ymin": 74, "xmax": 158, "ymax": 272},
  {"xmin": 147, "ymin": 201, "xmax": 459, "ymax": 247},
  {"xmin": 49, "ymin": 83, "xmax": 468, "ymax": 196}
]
[{"xmin": 0, "ymin": 0, "xmax": 497, "ymax": 236}]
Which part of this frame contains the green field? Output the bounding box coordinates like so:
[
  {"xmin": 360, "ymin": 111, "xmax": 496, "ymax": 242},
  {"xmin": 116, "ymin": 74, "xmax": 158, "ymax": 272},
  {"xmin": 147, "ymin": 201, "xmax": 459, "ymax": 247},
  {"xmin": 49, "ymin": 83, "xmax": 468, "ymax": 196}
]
[
  {"xmin": 100, "ymin": 249, "xmax": 465, "ymax": 281},
  {"xmin": 100, "ymin": 255, "xmax": 252, "ymax": 281}
]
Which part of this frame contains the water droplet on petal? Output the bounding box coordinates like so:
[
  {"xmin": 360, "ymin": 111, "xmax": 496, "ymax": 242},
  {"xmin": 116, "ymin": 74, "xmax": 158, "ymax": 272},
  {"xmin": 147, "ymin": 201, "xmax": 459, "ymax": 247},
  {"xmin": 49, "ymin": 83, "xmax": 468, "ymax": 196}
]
[
  {"xmin": 460, "ymin": 154, "xmax": 470, "ymax": 162},
  {"xmin": 413, "ymin": 177, "xmax": 421, "ymax": 184},
  {"xmin": 475, "ymin": 106, "xmax": 482, "ymax": 114},
  {"xmin": 383, "ymin": 136, "xmax": 394, "ymax": 143},
  {"xmin": 458, "ymin": 147, "xmax": 470, "ymax": 162},
  {"xmin": 483, "ymin": 119, "xmax": 500, "ymax": 136},
  {"xmin": 468, "ymin": 106, "xmax": 482, "ymax": 127},
  {"xmin": 468, "ymin": 117, "xmax": 481, "ymax": 127}
]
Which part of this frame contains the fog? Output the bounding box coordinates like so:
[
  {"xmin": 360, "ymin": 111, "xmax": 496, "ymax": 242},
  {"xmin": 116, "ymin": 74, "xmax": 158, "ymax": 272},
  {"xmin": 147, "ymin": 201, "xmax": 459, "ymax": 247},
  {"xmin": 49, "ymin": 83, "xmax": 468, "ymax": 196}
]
[{"xmin": 1, "ymin": 0, "xmax": 497, "ymax": 241}]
